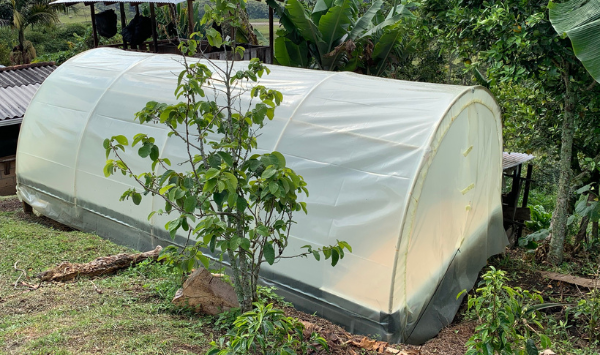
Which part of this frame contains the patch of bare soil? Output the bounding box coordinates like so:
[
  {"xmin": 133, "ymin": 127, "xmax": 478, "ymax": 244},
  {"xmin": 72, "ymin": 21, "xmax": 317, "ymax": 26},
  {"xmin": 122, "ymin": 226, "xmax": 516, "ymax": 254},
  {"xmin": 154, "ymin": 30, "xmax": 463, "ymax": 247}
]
[
  {"xmin": 15, "ymin": 211, "xmax": 75, "ymax": 231},
  {"xmin": 399, "ymin": 322, "xmax": 475, "ymax": 355},
  {"xmin": 283, "ymin": 305, "xmax": 475, "ymax": 355},
  {"xmin": 1, "ymin": 195, "xmax": 74, "ymax": 231},
  {"xmin": 0, "ymin": 196, "xmax": 21, "ymax": 212}
]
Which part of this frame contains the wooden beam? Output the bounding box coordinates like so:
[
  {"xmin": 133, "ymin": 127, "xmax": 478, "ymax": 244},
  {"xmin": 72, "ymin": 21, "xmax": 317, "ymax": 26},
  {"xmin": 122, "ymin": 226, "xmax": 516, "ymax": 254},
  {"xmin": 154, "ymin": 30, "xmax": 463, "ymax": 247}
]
[
  {"xmin": 269, "ymin": 5, "xmax": 273, "ymax": 62},
  {"xmin": 187, "ymin": 0, "xmax": 194, "ymax": 38},
  {"xmin": 119, "ymin": 3, "xmax": 128, "ymax": 49},
  {"xmin": 89, "ymin": 4, "xmax": 99, "ymax": 48},
  {"xmin": 150, "ymin": 3, "xmax": 158, "ymax": 53}
]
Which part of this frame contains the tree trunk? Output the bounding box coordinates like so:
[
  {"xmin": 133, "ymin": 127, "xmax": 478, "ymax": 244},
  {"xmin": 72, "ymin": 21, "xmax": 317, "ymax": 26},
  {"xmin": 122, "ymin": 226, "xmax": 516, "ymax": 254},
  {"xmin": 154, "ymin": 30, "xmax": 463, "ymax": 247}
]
[
  {"xmin": 575, "ymin": 193, "xmax": 594, "ymax": 246},
  {"xmin": 548, "ymin": 73, "xmax": 576, "ymax": 265},
  {"xmin": 593, "ymin": 221, "xmax": 599, "ymax": 242},
  {"xmin": 18, "ymin": 29, "xmax": 25, "ymax": 50}
]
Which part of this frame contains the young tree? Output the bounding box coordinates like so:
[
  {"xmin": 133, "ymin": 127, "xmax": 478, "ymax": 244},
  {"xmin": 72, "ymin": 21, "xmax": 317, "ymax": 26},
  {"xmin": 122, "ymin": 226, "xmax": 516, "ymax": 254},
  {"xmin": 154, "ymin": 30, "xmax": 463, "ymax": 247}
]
[
  {"xmin": 2, "ymin": 0, "xmax": 59, "ymax": 64},
  {"xmin": 423, "ymin": 0, "xmax": 598, "ymax": 264},
  {"xmin": 103, "ymin": 0, "xmax": 350, "ymax": 312}
]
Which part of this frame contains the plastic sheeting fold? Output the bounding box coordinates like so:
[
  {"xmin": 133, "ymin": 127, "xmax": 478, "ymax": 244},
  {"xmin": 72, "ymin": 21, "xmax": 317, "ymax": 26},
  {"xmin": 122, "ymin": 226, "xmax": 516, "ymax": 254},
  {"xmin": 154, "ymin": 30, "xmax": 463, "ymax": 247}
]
[{"xmin": 16, "ymin": 48, "xmax": 507, "ymax": 344}]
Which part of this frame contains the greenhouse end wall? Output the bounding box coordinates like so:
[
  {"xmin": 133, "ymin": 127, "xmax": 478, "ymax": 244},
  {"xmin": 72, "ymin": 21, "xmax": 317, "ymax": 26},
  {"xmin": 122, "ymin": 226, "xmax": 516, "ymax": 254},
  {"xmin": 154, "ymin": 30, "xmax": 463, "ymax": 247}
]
[{"xmin": 16, "ymin": 48, "xmax": 507, "ymax": 344}]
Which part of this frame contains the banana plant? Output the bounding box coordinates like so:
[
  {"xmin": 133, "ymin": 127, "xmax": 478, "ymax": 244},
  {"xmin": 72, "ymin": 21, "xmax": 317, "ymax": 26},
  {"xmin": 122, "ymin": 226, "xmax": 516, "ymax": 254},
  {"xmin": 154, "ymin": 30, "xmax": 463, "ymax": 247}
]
[
  {"xmin": 267, "ymin": 0, "xmax": 414, "ymax": 75},
  {"xmin": 549, "ymin": 0, "xmax": 600, "ymax": 83}
]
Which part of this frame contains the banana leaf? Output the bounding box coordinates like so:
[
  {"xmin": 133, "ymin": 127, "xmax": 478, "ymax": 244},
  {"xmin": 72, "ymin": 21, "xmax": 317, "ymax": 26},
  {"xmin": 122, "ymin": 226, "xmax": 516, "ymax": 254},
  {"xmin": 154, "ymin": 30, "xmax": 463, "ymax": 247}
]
[
  {"xmin": 274, "ymin": 36, "xmax": 309, "ymax": 67},
  {"xmin": 360, "ymin": 5, "xmax": 412, "ymax": 39},
  {"xmin": 372, "ymin": 25, "xmax": 402, "ymax": 76},
  {"xmin": 318, "ymin": 0, "xmax": 353, "ymax": 53},
  {"xmin": 549, "ymin": 0, "xmax": 600, "ymax": 82},
  {"xmin": 348, "ymin": 0, "xmax": 383, "ymax": 41}
]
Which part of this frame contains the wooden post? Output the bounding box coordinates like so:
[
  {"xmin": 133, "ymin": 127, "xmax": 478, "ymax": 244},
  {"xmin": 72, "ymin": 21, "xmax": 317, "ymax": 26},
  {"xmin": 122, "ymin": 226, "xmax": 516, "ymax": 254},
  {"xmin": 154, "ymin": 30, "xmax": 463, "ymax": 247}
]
[
  {"xmin": 119, "ymin": 3, "xmax": 128, "ymax": 49},
  {"xmin": 90, "ymin": 4, "xmax": 99, "ymax": 48},
  {"xmin": 268, "ymin": 5, "xmax": 274, "ymax": 63},
  {"xmin": 187, "ymin": 0, "xmax": 194, "ymax": 38},
  {"xmin": 135, "ymin": 4, "xmax": 140, "ymax": 16},
  {"xmin": 521, "ymin": 164, "xmax": 533, "ymax": 208},
  {"xmin": 516, "ymin": 163, "xmax": 534, "ymax": 240},
  {"xmin": 150, "ymin": 3, "xmax": 158, "ymax": 53}
]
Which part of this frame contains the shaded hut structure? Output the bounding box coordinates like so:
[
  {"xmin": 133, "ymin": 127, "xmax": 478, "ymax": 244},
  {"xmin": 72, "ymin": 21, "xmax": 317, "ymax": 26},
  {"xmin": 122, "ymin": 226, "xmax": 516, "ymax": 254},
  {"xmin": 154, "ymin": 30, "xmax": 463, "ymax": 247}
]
[
  {"xmin": 50, "ymin": 0, "xmax": 275, "ymax": 63},
  {"xmin": 502, "ymin": 152, "xmax": 535, "ymax": 244}
]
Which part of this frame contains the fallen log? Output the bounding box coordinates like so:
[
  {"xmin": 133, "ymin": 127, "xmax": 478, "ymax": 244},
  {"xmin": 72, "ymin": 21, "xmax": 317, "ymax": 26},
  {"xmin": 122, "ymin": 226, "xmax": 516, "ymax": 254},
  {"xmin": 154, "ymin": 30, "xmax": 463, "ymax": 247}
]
[
  {"xmin": 37, "ymin": 246, "xmax": 162, "ymax": 282},
  {"xmin": 539, "ymin": 271, "xmax": 599, "ymax": 289}
]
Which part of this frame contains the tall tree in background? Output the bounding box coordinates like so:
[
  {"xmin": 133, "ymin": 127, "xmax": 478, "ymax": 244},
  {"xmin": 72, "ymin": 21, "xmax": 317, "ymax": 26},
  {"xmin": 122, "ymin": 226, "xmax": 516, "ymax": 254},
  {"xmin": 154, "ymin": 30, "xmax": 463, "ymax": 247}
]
[
  {"xmin": 2, "ymin": 0, "xmax": 59, "ymax": 64},
  {"xmin": 422, "ymin": 0, "xmax": 597, "ymax": 264}
]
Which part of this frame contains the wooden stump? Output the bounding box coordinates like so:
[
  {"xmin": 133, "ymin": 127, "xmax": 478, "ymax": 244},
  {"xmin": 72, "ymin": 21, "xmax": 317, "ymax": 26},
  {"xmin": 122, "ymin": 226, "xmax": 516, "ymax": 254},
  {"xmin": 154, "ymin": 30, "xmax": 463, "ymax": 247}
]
[{"xmin": 172, "ymin": 267, "xmax": 239, "ymax": 315}]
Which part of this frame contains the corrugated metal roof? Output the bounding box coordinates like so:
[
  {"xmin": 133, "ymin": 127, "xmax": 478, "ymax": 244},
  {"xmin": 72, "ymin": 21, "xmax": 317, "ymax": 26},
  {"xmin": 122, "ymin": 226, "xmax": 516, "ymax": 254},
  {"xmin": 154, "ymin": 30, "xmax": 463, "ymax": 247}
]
[
  {"xmin": 503, "ymin": 152, "xmax": 534, "ymax": 170},
  {"xmin": 0, "ymin": 62, "xmax": 57, "ymax": 89},
  {"xmin": 0, "ymin": 84, "xmax": 41, "ymax": 122},
  {"xmin": 0, "ymin": 63, "xmax": 56, "ymax": 124}
]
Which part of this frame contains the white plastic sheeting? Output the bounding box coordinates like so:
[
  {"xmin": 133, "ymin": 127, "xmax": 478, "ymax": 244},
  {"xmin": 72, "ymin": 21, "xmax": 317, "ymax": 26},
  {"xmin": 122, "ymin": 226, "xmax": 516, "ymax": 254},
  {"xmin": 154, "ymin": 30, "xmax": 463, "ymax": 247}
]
[{"xmin": 16, "ymin": 48, "xmax": 507, "ymax": 343}]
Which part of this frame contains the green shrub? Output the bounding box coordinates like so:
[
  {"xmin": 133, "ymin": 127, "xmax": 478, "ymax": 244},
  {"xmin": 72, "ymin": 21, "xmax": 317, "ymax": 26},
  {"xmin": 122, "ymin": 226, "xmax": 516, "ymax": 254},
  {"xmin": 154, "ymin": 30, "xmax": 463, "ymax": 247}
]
[
  {"xmin": 207, "ymin": 302, "xmax": 327, "ymax": 355},
  {"xmin": 460, "ymin": 267, "xmax": 559, "ymax": 355},
  {"xmin": 571, "ymin": 289, "xmax": 600, "ymax": 343}
]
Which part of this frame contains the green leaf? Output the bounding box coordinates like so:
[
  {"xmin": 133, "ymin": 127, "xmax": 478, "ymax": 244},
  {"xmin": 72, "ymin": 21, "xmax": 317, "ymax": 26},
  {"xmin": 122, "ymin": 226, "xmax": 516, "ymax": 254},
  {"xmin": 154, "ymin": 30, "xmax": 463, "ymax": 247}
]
[
  {"xmin": 372, "ymin": 27, "xmax": 403, "ymax": 76},
  {"xmin": 103, "ymin": 161, "xmax": 114, "ymax": 177},
  {"xmin": 271, "ymin": 151, "xmax": 286, "ymax": 168},
  {"xmin": 339, "ymin": 240, "xmax": 352, "ymax": 252},
  {"xmin": 318, "ymin": 0, "xmax": 353, "ymax": 53},
  {"xmin": 525, "ymin": 339, "xmax": 538, "ymax": 355},
  {"xmin": 216, "ymin": 151, "xmax": 234, "ymax": 167},
  {"xmin": 256, "ymin": 225, "xmax": 270, "ymax": 236},
  {"xmin": 132, "ymin": 192, "xmax": 142, "ymax": 205},
  {"xmin": 264, "ymin": 242, "xmax": 275, "ymax": 265},
  {"xmin": 274, "ymin": 37, "xmax": 310, "ymax": 68},
  {"xmin": 138, "ymin": 143, "xmax": 152, "ymax": 158},
  {"xmin": 205, "ymin": 27, "xmax": 223, "ymax": 48},
  {"xmin": 223, "ymin": 172, "xmax": 238, "ymax": 190},
  {"xmin": 261, "ymin": 167, "xmax": 277, "ymax": 179},
  {"xmin": 312, "ymin": 250, "xmax": 320, "ymax": 261},
  {"xmin": 184, "ymin": 195, "xmax": 197, "ymax": 213},
  {"xmin": 269, "ymin": 181, "xmax": 279, "ymax": 195},
  {"xmin": 198, "ymin": 255, "xmax": 210, "ymax": 269},
  {"xmin": 206, "ymin": 168, "xmax": 221, "ymax": 180},
  {"xmin": 114, "ymin": 135, "xmax": 128, "ymax": 146},
  {"xmin": 285, "ymin": 0, "xmax": 327, "ymax": 54},
  {"xmin": 348, "ymin": 0, "xmax": 383, "ymax": 41},
  {"xmin": 549, "ymin": 0, "xmax": 600, "ymax": 82},
  {"xmin": 150, "ymin": 145, "xmax": 160, "ymax": 161},
  {"xmin": 103, "ymin": 138, "xmax": 110, "ymax": 150},
  {"xmin": 331, "ymin": 248, "xmax": 339, "ymax": 266},
  {"xmin": 236, "ymin": 196, "xmax": 247, "ymax": 213}
]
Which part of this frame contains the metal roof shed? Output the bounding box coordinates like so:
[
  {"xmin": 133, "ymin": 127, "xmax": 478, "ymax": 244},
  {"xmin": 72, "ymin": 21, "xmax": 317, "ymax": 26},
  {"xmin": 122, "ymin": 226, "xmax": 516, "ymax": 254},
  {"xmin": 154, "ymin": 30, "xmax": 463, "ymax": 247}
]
[{"xmin": 50, "ymin": 0, "xmax": 277, "ymax": 62}]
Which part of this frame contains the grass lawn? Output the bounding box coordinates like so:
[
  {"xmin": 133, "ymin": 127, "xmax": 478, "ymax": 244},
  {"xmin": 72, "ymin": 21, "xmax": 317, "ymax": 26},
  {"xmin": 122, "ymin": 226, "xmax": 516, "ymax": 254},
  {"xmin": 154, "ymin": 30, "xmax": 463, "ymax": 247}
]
[{"xmin": 0, "ymin": 196, "xmax": 213, "ymax": 355}]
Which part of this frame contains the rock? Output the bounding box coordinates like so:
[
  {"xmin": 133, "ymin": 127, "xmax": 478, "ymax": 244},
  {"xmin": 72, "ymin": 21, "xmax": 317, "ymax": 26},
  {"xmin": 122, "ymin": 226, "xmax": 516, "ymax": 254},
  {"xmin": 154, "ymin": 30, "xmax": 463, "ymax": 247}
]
[{"xmin": 172, "ymin": 268, "xmax": 239, "ymax": 315}]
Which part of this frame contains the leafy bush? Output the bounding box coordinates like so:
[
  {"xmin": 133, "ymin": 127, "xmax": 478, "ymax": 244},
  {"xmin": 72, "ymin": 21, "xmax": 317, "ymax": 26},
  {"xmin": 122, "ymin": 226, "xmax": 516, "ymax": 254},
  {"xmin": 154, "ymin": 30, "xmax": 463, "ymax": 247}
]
[
  {"xmin": 525, "ymin": 205, "xmax": 552, "ymax": 232},
  {"xmin": 571, "ymin": 288, "xmax": 600, "ymax": 343},
  {"xmin": 0, "ymin": 41, "xmax": 10, "ymax": 66},
  {"xmin": 268, "ymin": 0, "xmax": 414, "ymax": 74},
  {"xmin": 460, "ymin": 267, "xmax": 558, "ymax": 355},
  {"xmin": 207, "ymin": 302, "xmax": 327, "ymax": 355},
  {"xmin": 103, "ymin": 0, "xmax": 351, "ymax": 314}
]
